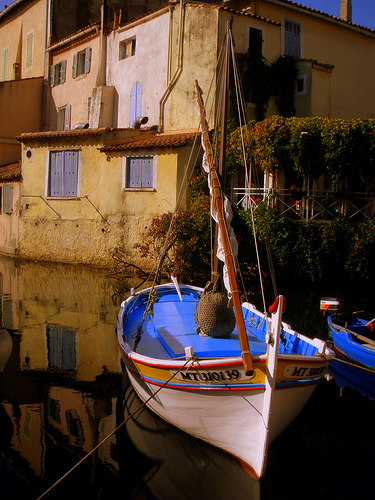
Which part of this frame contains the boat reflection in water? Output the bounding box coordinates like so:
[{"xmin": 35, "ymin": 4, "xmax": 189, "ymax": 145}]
[
  {"xmin": 328, "ymin": 358, "xmax": 375, "ymax": 401},
  {"xmin": 117, "ymin": 370, "xmax": 261, "ymax": 500}
]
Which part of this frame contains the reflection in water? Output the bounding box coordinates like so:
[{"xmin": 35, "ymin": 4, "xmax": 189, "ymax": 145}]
[
  {"xmin": 0, "ymin": 257, "xmax": 142, "ymax": 499},
  {"xmin": 117, "ymin": 371, "xmax": 261, "ymax": 500},
  {"xmin": 0, "ymin": 256, "xmax": 375, "ymax": 499}
]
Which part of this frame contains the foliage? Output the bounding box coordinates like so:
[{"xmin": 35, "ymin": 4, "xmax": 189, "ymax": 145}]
[
  {"xmin": 270, "ymin": 56, "xmax": 298, "ymax": 117},
  {"xmin": 226, "ymin": 116, "xmax": 375, "ymax": 193},
  {"xmin": 236, "ymin": 50, "xmax": 297, "ymax": 120},
  {"xmin": 240, "ymin": 206, "xmax": 375, "ymax": 282},
  {"xmin": 136, "ymin": 118, "xmax": 375, "ymax": 286}
]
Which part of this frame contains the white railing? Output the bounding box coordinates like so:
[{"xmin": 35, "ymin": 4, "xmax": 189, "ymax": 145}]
[{"xmin": 231, "ymin": 187, "xmax": 375, "ymax": 221}]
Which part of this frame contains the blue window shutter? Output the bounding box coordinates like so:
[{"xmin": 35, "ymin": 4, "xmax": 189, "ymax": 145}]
[
  {"xmin": 84, "ymin": 47, "xmax": 91, "ymax": 74},
  {"xmin": 50, "ymin": 64, "xmax": 55, "ymax": 87},
  {"xmin": 285, "ymin": 21, "xmax": 301, "ymax": 57},
  {"xmin": 141, "ymin": 158, "xmax": 153, "ymax": 187},
  {"xmin": 3, "ymin": 184, "xmax": 13, "ymax": 214},
  {"xmin": 49, "ymin": 151, "xmax": 64, "ymax": 196},
  {"xmin": 128, "ymin": 158, "xmax": 141, "ymax": 187},
  {"xmin": 72, "ymin": 53, "xmax": 78, "ymax": 78},
  {"xmin": 63, "ymin": 151, "xmax": 78, "ymax": 196},
  {"xmin": 60, "ymin": 60, "xmax": 66, "ymax": 83},
  {"xmin": 64, "ymin": 104, "xmax": 71, "ymax": 130},
  {"xmin": 130, "ymin": 82, "xmax": 142, "ymax": 126}
]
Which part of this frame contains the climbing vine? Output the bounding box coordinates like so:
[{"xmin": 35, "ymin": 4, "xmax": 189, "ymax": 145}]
[
  {"xmin": 135, "ymin": 117, "xmax": 375, "ymax": 285},
  {"xmin": 226, "ymin": 116, "xmax": 375, "ymax": 192},
  {"xmin": 236, "ymin": 49, "xmax": 298, "ymax": 120}
]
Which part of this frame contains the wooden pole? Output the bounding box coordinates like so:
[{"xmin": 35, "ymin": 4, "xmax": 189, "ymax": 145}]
[{"xmin": 195, "ymin": 80, "xmax": 253, "ymax": 376}]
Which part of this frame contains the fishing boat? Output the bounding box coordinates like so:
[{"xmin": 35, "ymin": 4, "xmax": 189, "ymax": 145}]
[
  {"xmin": 321, "ymin": 297, "xmax": 375, "ymax": 371},
  {"xmin": 117, "ymin": 26, "xmax": 334, "ymax": 479}
]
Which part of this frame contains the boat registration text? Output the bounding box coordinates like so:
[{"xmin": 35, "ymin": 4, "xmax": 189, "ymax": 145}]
[
  {"xmin": 171, "ymin": 368, "xmax": 246, "ymax": 383},
  {"xmin": 283, "ymin": 364, "xmax": 327, "ymax": 379}
]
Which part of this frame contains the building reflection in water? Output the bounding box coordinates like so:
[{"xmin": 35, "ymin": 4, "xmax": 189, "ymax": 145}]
[{"xmin": 0, "ymin": 257, "xmax": 141, "ymax": 497}]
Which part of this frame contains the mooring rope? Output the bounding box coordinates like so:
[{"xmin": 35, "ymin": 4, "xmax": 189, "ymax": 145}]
[
  {"xmin": 325, "ymin": 353, "xmax": 375, "ymax": 374},
  {"xmin": 36, "ymin": 356, "xmax": 195, "ymax": 500}
]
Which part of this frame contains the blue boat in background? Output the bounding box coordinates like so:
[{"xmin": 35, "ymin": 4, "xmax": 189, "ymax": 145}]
[{"xmin": 321, "ymin": 297, "xmax": 375, "ymax": 371}]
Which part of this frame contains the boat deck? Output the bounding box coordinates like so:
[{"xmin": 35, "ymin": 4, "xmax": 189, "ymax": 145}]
[
  {"xmin": 128, "ymin": 300, "xmax": 267, "ymax": 360},
  {"xmin": 121, "ymin": 285, "xmax": 319, "ymax": 360}
]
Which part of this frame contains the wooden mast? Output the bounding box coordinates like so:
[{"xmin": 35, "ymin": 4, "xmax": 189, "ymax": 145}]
[{"xmin": 195, "ymin": 80, "xmax": 253, "ymax": 376}]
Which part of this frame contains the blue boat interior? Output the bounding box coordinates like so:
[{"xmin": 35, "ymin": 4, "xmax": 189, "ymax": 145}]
[{"xmin": 121, "ymin": 286, "xmax": 319, "ymax": 360}]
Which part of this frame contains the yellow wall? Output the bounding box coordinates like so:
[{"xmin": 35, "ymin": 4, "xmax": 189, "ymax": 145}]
[
  {"xmin": 0, "ymin": 77, "xmax": 43, "ymax": 137},
  {"xmin": 0, "ymin": 181, "xmax": 20, "ymax": 255},
  {"xmin": 18, "ymin": 132, "xmax": 197, "ymax": 267},
  {"xmin": 244, "ymin": 0, "xmax": 375, "ymax": 119}
]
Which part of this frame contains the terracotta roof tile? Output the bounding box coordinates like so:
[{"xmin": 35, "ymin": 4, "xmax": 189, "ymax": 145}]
[
  {"xmin": 17, "ymin": 128, "xmax": 109, "ymax": 143},
  {"xmin": 0, "ymin": 161, "xmax": 22, "ymax": 182},
  {"xmin": 101, "ymin": 131, "xmax": 198, "ymax": 152}
]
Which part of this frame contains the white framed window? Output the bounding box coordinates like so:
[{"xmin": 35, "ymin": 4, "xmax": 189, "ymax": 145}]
[
  {"xmin": 47, "ymin": 150, "xmax": 79, "ymax": 198},
  {"xmin": 122, "ymin": 155, "xmax": 156, "ymax": 190},
  {"xmin": 119, "ymin": 37, "xmax": 136, "ymax": 60},
  {"xmin": 57, "ymin": 104, "xmax": 71, "ymax": 131},
  {"xmin": 285, "ymin": 20, "xmax": 301, "ymax": 58},
  {"xmin": 26, "ymin": 30, "xmax": 34, "ymax": 69},
  {"xmin": 72, "ymin": 47, "xmax": 91, "ymax": 78},
  {"xmin": 1, "ymin": 47, "xmax": 8, "ymax": 81},
  {"xmin": 295, "ymin": 74, "xmax": 307, "ymax": 95},
  {"xmin": 50, "ymin": 60, "xmax": 67, "ymax": 87}
]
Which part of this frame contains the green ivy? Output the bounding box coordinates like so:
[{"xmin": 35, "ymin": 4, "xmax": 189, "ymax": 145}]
[
  {"xmin": 226, "ymin": 116, "xmax": 375, "ymax": 192},
  {"xmin": 236, "ymin": 51, "xmax": 297, "ymax": 120}
]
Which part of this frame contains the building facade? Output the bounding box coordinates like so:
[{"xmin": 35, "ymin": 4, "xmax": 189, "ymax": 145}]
[{"xmin": 2, "ymin": 0, "xmax": 375, "ymax": 264}]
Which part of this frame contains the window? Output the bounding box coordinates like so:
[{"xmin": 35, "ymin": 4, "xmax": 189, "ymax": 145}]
[
  {"xmin": 123, "ymin": 156, "xmax": 155, "ymax": 190},
  {"xmin": 119, "ymin": 37, "xmax": 136, "ymax": 60},
  {"xmin": 1, "ymin": 47, "xmax": 8, "ymax": 81},
  {"xmin": 285, "ymin": 20, "xmax": 301, "ymax": 58},
  {"xmin": 3, "ymin": 184, "xmax": 12, "ymax": 214},
  {"xmin": 248, "ymin": 27, "xmax": 263, "ymax": 56},
  {"xmin": 26, "ymin": 31, "xmax": 34, "ymax": 69},
  {"xmin": 130, "ymin": 82, "xmax": 142, "ymax": 127},
  {"xmin": 57, "ymin": 104, "xmax": 71, "ymax": 131},
  {"xmin": 295, "ymin": 74, "xmax": 307, "ymax": 95},
  {"xmin": 72, "ymin": 47, "xmax": 91, "ymax": 78},
  {"xmin": 48, "ymin": 150, "xmax": 79, "ymax": 197},
  {"xmin": 50, "ymin": 60, "xmax": 67, "ymax": 87}
]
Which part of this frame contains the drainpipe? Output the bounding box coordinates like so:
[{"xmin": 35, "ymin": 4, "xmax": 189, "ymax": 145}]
[
  {"xmin": 158, "ymin": 0, "xmax": 184, "ymax": 132},
  {"xmin": 340, "ymin": 0, "xmax": 352, "ymax": 22},
  {"xmin": 42, "ymin": 0, "xmax": 53, "ymax": 131},
  {"xmin": 95, "ymin": 0, "xmax": 107, "ymax": 87}
]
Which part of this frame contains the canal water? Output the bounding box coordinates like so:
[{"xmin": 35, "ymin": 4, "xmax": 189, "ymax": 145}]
[{"xmin": 0, "ymin": 256, "xmax": 375, "ymax": 500}]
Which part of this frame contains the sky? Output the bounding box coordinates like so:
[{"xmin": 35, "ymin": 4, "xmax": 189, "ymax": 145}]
[{"xmin": 0, "ymin": 0, "xmax": 374, "ymax": 30}]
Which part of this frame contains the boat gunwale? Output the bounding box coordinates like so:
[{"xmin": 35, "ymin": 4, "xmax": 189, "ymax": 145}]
[
  {"xmin": 118, "ymin": 283, "xmax": 333, "ymax": 361},
  {"xmin": 125, "ymin": 363, "xmax": 327, "ymax": 391}
]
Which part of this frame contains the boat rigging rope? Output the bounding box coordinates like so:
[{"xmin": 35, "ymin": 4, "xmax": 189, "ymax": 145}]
[
  {"xmin": 35, "ymin": 356, "xmax": 195, "ymax": 500},
  {"xmin": 132, "ymin": 288, "xmax": 158, "ymax": 351},
  {"xmin": 228, "ymin": 31, "xmax": 269, "ymax": 316}
]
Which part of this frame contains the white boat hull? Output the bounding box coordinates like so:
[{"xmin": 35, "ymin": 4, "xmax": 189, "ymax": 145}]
[{"xmin": 126, "ymin": 363, "xmax": 319, "ymax": 477}]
